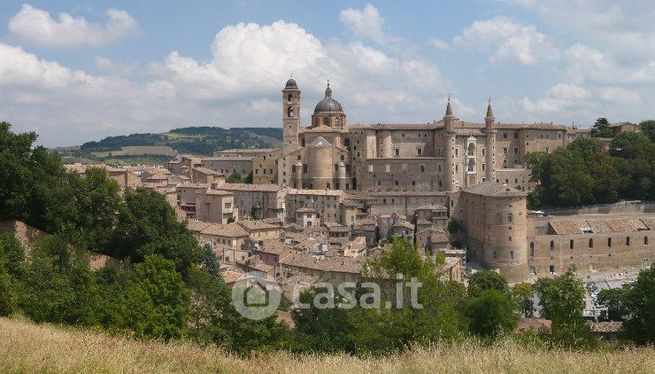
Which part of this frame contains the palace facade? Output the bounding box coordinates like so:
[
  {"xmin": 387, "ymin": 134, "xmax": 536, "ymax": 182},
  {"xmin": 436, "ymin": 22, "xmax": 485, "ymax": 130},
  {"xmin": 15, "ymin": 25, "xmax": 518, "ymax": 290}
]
[{"xmin": 252, "ymin": 78, "xmax": 585, "ymax": 198}]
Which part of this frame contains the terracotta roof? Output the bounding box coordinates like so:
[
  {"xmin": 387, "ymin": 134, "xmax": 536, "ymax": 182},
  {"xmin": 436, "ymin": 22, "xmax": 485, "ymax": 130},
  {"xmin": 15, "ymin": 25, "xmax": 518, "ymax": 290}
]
[
  {"xmin": 255, "ymin": 240, "xmax": 291, "ymax": 255},
  {"xmin": 186, "ymin": 220, "xmax": 212, "ymax": 233},
  {"xmin": 216, "ymin": 183, "xmax": 282, "ymax": 192},
  {"xmin": 193, "ymin": 166, "xmax": 221, "ymax": 175},
  {"xmin": 280, "ymin": 252, "xmax": 363, "ymax": 274},
  {"xmin": 200, "ymin": 223, "xmax": 248, "ymax": 238},
  {"xmin": 462, "ymin": 181, "xmax": 527, "ymax": 197},
  {"xmin": 239, "ymin": 220, "xmax": 282, "ymax": 232}
]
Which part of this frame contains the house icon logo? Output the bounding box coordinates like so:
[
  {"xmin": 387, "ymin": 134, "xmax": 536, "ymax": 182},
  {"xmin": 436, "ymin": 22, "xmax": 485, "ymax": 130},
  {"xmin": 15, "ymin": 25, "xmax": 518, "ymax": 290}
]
[{"xmin": 231, "ymin": 271, "xmax": 281, "ymax": 320}]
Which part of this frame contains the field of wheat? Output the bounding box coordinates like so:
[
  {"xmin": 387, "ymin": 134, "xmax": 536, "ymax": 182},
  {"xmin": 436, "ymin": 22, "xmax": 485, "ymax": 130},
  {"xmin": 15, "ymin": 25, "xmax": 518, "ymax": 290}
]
[{"xmin": 1, "ymin": 317, "xmax": 654, "ymax": 373}]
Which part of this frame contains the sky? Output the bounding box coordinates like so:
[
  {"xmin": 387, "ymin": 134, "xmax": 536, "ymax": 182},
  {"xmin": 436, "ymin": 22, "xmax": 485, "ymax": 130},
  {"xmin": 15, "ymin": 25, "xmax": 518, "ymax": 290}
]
[{"xmin": 0, "ymin": 1, "xmax": 653, "ymax": 146}]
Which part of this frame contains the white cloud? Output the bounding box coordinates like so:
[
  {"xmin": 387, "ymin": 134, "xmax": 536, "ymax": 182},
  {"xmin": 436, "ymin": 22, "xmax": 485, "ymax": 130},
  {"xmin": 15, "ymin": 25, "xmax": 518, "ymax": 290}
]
[
  {"xmin": 8, "ymin": 4, "xmax": 138, "ymax": 47},
  {"xmin": 520, "ymin": 83, "xmax": 590, "ymax": 113},
  {"xmin": 429, "ymin": 37, "xmax": 449, "ymax": 50},
  {"xmin": 340, "ymin": 3, "xmax": 386, "ymax": 43},
  {"xmin": 454, "ymin": 16, "xmax": 559, "ymax": 65},
  {"xmin": 1, "ymin": 20, "xmax": 446, "ymax": 145},
  {"xmin": 598, "ymin": 87, "xmax": 641, "ymax": 105}
]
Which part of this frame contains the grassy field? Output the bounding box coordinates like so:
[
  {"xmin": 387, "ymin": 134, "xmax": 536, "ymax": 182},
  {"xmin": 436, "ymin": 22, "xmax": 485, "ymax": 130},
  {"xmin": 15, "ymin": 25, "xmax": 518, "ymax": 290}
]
[{"xmin": 1, "ymin": 317, "xmax": 654, "ymax": 373}]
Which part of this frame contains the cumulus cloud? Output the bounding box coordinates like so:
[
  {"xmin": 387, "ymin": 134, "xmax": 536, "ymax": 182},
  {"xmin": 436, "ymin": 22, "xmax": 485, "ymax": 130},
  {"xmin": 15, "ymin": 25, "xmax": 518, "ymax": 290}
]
[
  {"xmin": 454, "ymin": 16, "xmax": 559, "ymax": 65},
  {"xmin": 520, "ymin": 83, "xmax": 590, "ymax": 113},
  {"xmin": 1, "ymin": 20, "xmax": 446, "ymax": 145},
  {"xmin": 8, "ymin": 4, "xmax": 138, "ymax": 47},
  {"xmin": 340, "ymin": 3, "xmax": 386, "ymax": 43}
]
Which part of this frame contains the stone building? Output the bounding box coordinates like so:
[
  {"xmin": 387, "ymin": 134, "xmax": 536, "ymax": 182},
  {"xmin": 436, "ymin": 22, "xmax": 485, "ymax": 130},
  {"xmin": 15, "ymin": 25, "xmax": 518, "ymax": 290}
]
[
  {"xmin": 253, "ymin": 78, "xmax": 585, "ymax": 198},
  {"xmin": 176, "ymin": 184, "xmax": 237, "ymax": 224},
  {"xmin": 457, "ymin": 182, "xmax": 655, "ymax": 283},
  {"xmin": 214, "ymin": 183, "xmax": 286, "ymax": 220},
  {"xmin": 456, "ymin": 181, "xmax": 529, "ymax": 283}
]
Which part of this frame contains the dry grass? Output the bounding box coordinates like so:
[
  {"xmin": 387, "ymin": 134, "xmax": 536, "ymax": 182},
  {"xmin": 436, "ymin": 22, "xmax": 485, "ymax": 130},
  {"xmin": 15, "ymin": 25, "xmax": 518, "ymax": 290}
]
[{"xmin": 1, "ymin": 317, "xmax": 654, "ymax": 373}]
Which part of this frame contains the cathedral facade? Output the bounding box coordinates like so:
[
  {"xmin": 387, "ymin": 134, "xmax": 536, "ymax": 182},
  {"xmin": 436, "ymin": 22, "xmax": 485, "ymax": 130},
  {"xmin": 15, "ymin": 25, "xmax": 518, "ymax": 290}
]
[{"xmin": 252, "ymin": 78, "xmax": 584, "ymax": 196}]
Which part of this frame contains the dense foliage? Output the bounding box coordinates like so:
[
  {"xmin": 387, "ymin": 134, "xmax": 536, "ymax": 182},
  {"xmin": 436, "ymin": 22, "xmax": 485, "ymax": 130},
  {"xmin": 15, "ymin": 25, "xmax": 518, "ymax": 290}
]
[
  {"xmin": 597, "ymin": 266, "xmax": 655, "ymax": 345},
  {"xmin": 527, "ymin": 121, "xmax": 655, "ymax": 208}
]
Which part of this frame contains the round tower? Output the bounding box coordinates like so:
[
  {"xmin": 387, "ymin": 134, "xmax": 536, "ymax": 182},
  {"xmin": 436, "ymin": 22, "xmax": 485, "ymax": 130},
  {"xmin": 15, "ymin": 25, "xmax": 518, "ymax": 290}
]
[
  {"xmin": 481, "ymin": 189, "xmax": 529, "ymax": 283},
  {"xmin": 337, "ymin": 161, "xmax": 348, "ymax": 190},
  {"xmin": 484, "ymin": 99, "xmax": 497, "ymax": 183},
  {"xmin": 442, "ymin": 97, "xmax": 456, "ymax": 192},
  {"xmin": 307, "ymin": 136, "xmax": 334, "ymax": 189}
]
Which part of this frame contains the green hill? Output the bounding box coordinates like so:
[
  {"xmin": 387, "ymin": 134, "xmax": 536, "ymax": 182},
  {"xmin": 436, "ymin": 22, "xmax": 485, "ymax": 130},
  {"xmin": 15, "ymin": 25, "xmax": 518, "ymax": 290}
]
[{"xmin": 78, "ymin": 126, "xmax": 282, "ymax": 157}]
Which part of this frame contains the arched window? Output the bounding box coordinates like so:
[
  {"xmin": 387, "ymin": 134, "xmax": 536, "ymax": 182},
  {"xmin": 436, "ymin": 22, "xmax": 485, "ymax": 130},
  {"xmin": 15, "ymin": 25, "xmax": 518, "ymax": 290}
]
[
  {"xmin": 323, "ymin": 117, "xmax": 329, "ymax": 126},
  {"xmin": 569, "ymin": 239, "xmax": 574, "ymax": 249},
  {"xmin": 550, "ymin": 240, "xmax": 554, "ymax": 250},
  {"xmin": 530, "ymin": 242, "xmax": 535, "ymax": 250},
  {"xmin": 287, "ymin": 93, "xmax": 292, "ymax": 102},
  {"xmin": 608, "ymin": 237, "xmax": 612, "ymax": 247},
  {"xmin": 468, "ymin": 143, "xmax": 475, "ymax": 156},
  {"xmin": 287, "ymin": 106, "xmax": 294, "ymax": 117},
  {"xmin": 335, "ymin": 117, "xmax": 341, "ymax": 126}
]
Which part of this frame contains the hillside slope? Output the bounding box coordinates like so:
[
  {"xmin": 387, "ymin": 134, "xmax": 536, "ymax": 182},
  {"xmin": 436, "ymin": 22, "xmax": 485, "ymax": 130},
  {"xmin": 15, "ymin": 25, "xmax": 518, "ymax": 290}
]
[
  {"xmin": 78, "ymin": 127, "xmax": 282, "ymax": 157},
  {"xmin": 1, "ymin": 317, "xmax": 654, "ymax": 373}
]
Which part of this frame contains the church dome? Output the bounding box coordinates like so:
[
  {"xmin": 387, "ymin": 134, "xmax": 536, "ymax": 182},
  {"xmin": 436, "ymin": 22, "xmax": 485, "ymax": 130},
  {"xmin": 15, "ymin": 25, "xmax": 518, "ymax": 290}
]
[
  {"xmin": 285, "ymin": 78, "xmax": 298, "ymax": 89},
  {"xmin": 314, "ymin": 83, "xmax": 343, "ymax": 114}
]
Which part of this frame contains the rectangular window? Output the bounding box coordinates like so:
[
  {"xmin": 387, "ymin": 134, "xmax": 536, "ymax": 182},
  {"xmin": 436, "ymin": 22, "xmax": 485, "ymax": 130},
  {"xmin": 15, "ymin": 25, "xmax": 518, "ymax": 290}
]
[
  {"xmin": 420, "ymin": 164, "xmax": 425, "ymax": 173},
  {"xmin": 368, "ymin": 165, "xmax": 374, "ymax": 173},
  {"xmin": 385, "ymin": 164, "xmax": 391, "ymax": 173},
  {"xmin": 417, "ymin": 148, "xmax": 422, "ymax": 156}
]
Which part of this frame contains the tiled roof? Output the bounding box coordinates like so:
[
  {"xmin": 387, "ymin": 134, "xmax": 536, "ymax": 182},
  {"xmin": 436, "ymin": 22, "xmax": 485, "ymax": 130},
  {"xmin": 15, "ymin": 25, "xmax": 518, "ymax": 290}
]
[
  {"xmin": 216, "ymin": 183, "xmax": 282, "ymax": 192},
  {"xmin": 186, "ymin": 220, "xmax": 212, "ymax": 233},
  {"xmin": 239, "ymin": 220, "xmax": 282, "ymax": 232},
  {"xmin": 200, "ymin": 222, "xmax": 248, "ymax": 238},
  {"xmin": 280, "ymin": 252, "xmax": 363, "ymax": 274},
  {"xmin": 462, "ymin": 181, "xmax": 527, "ymax": 197}
]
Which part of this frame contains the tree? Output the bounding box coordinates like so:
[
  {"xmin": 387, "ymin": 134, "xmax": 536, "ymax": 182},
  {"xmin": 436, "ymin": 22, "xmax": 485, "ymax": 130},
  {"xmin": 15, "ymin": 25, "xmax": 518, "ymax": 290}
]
[
  {"xmin": 639, "ymin": 120, "xmax": 655, "ymax": 142},
  {"xmin": 291, "ymin": 286, "xmax": 355, "ymax": 353},
  {"xmin": 464, "ymin": 289, "xmax": 519, "ymax": 339},
  {"xmin": 613, "ymin": 265, "xmax": 655, "ymax": 345},
  {"xmin": 19, "ymin": 235, "xmax": 101, "ymax": 326},
  {"xmin": 0, "ymin": 122, "xmax": 77, "ymax": 232},
  {"xmin": 597, "ymin": 287, "xmax": 628, "ymax": 321},
  {"xmin": 108, "ymin": 188, "xmax": 202, "ymax": 275},
  {"xmin": 201, "ymin": 243, "xmax": 220, "ymax": 279},
  {"xmin": 349, "ymin": 236, "xmax": 466, "ymax": 353},
  {"xmin": 65, "ymin": 167, "xmax": 122, "ymax": 250},
  {"xmin": 226, "ymin": 171, "xmax": 243, "ymax": 183},
  {"xmin": 512, "ymin": 282, "xmax": 535, "ymax": 318},
  {"xmin": 534, "ymin": 267, "xmax": 598, "ymax": 348},
  {"xmin": 117, "ymin": 255, "xmax": 190, "ymax": 340},
  {"xmin": 609, "ymin": 132, "xmax": 650, "ymax": 159},
  {"xmin": 468, "ymin": 270, "xmax": 509, "ymax": 298},
  {"xmin": 590, "ymin": 117, "xmax": 612, "ymax": 138}
]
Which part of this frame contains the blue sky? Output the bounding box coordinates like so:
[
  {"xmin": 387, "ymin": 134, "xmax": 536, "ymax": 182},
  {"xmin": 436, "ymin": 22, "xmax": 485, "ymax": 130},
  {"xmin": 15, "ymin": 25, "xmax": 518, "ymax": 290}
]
[{"xmin": 0, "ymin": 1, "xmax": 652, "ymax": 146}]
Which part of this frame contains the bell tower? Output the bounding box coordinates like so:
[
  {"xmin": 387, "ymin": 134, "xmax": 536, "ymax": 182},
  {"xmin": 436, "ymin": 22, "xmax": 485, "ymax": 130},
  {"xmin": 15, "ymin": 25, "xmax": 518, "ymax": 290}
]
[{"xmin": 282, "ymin": 76, "xmax": 301, "ymax": 154}]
